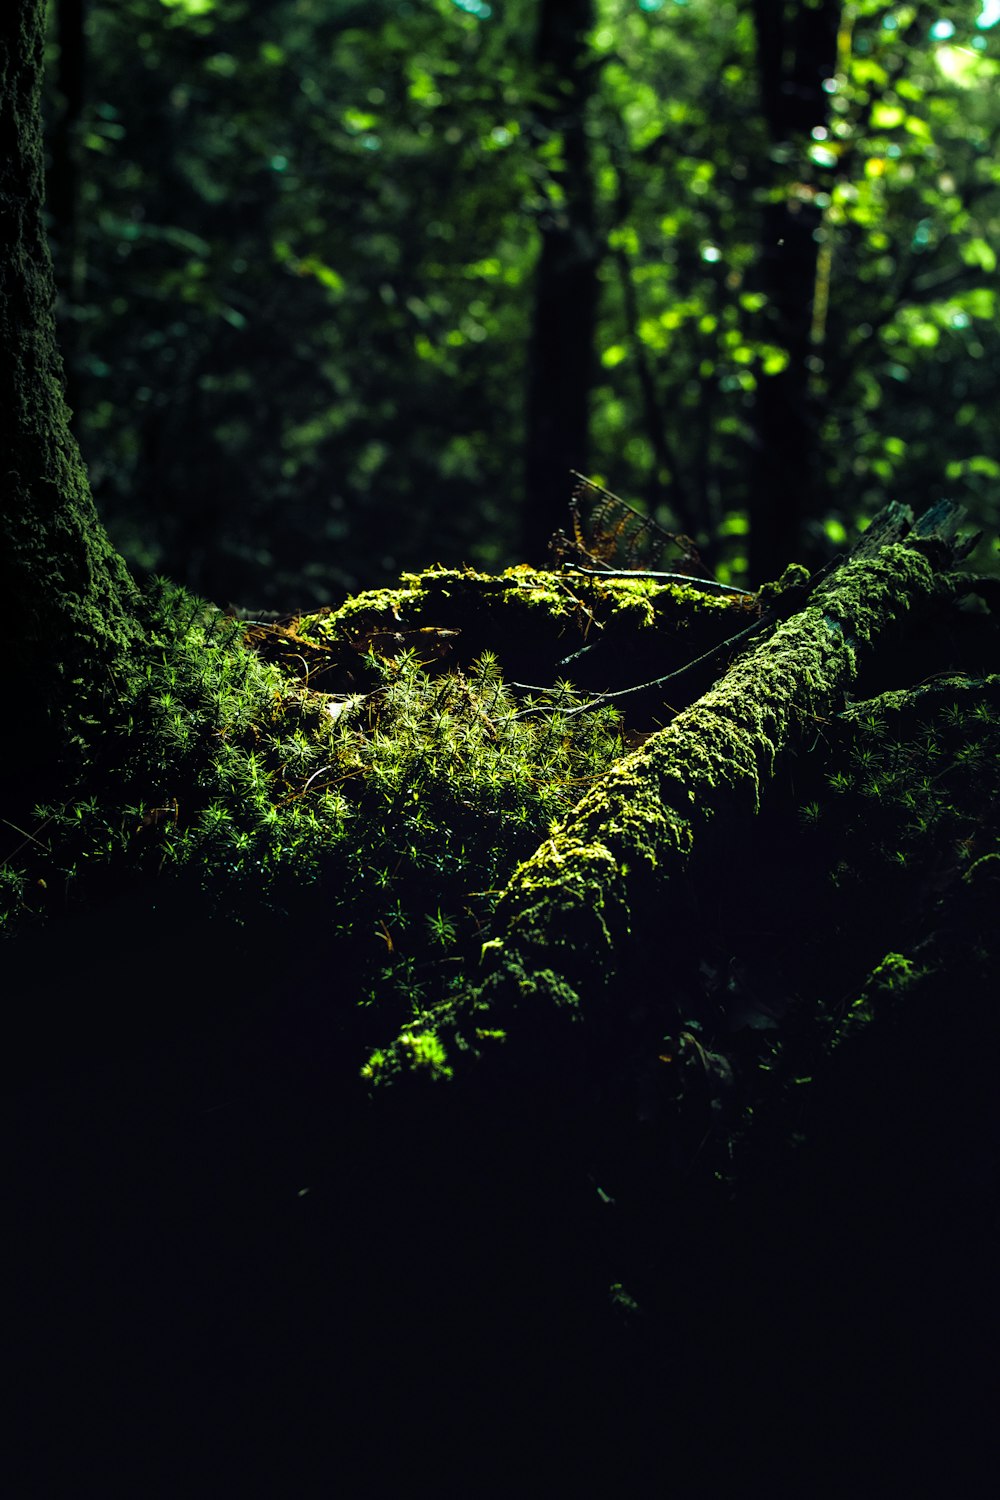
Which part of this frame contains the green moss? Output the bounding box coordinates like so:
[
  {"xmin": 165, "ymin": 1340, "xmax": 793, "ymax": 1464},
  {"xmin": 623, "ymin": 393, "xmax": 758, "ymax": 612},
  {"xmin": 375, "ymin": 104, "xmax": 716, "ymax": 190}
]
[
  {"xmin": 2, "ymin": 575, "xmax": 627, "ymax": 1042},
  {"xmin": 754, "ymin": 561, "xmax": 811, "ymax": 612},
  {"xmin": 6, "ymin": 511, "xmax": 987, "ymax": 1133},
  {"xmin": 368, "ymin": 536, "xmax": 953, "ymax": 1085},
  {"xmin": 824, "ymin": 672, "xmax": 1000, "ymax": 893},
  {"xmin": 829, "ymin": 951, "xmax": 930, "ymax": 1049},
  {"xmin": 302, "ymin": 565, "xmax": 750, "ymax": 694},
  {"xmin": 392, "ymin": 1028, "xmax": 454, "ymax": 1081}
]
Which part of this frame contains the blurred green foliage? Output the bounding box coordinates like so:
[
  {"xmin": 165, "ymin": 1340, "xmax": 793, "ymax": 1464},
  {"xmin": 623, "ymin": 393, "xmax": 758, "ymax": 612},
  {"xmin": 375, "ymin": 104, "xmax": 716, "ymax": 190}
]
[{"xmin": 43, "ymin": 0, "xmax": 1000, "ymax": 606}]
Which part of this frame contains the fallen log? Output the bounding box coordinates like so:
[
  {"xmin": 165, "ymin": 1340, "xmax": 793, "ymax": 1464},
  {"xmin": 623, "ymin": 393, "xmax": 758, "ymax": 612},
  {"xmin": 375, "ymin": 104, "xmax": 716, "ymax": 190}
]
[{"xmin": 366, "ymin": 498, "xmax": 982, "ymax": 1091}]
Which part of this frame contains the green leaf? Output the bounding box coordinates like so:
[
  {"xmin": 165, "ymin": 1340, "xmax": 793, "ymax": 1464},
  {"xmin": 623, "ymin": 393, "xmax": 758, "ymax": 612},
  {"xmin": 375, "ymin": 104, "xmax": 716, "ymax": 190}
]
[
  {"xmin": 808, "ymin": 144, "xmax": 839, "ymax": 168},
  {"xmin": 870, "ymin": 103, "xmax": 905, "ymax": 129},
  {"xmin": 160, "ymin": 0, "xmax": 216, "ymax": 14},
  {"xmin": 905, "ymin": 322, "xmax": 939, "ymax": 348},
  {"xmin": 297, "ymin": 258, "xmax": 346, "ymax": 296},
  {"xmin": 961, "ymin": 288, "xmax": 996, "ymax": 320},
  {"xmin": 960, "ymin": 238, "xmax": 997, "ymax": 273}
]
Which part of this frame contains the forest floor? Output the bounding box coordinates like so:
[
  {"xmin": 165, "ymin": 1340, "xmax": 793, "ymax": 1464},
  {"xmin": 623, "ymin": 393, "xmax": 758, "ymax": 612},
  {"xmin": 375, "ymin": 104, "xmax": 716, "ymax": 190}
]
[
  {"xmin": 8, "ymin": 841, "xmax": 996, "ymax": 1497},
  {"xmin": 7, "ymin": 530, "xmax": 999, "ymax": 1494}
]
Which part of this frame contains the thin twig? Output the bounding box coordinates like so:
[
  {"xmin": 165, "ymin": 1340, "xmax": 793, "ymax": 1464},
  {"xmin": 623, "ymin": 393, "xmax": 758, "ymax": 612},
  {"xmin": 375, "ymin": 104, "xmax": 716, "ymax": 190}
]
[
  {"xmin": 566, "ymin": 564, "xmax": 753, "ymax": 597},
  {"xmin": 2, "ymin": 815, "xmax": 53, "ymax": 856},
  {"xmin": 512, "ymin": 615, "xmax": 773, "ymax": 718}
]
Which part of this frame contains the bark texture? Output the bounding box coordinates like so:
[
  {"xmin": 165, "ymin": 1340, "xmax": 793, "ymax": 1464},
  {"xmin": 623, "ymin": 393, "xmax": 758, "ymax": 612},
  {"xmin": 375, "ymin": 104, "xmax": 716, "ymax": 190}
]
[{"xmin": 0, "ymin": 1, "xmax": 137, "ymax": 769}]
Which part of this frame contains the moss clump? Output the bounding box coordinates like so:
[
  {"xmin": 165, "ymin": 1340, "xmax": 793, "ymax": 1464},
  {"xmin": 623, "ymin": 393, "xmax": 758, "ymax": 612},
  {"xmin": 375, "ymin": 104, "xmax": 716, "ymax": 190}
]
[
  {"xmin": 829, "ymin": 951, "xmax": 930, "ymax": 1048},
  {"xmin": 811, "ymin": 673, "xmax": 1000, "ymax": 951},
  {"xmin": 1, "ymin": 576, "xmax": 624, "ymax": 1044},
  {"xmin": 301, "ymin": 564, "xmax": 756, "ymax": 702},
  {"xmin": 379, "ymin": 1027, "xmax": 454, "ymax": 1082}
]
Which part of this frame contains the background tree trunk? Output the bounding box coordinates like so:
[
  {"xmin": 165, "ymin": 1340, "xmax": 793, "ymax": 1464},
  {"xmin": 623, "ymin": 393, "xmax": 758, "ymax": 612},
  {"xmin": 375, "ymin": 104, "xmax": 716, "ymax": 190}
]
[
  {"xmin": 748, "ymin": 0, "xmax": 840, "ymax": 584},
  {"xmin": 522, "ymin": 0, "xmax": 599, "ymax": 563},
  {"xmin": 0, "ymin": 0, "xmax": 137, "ymax": 777}
]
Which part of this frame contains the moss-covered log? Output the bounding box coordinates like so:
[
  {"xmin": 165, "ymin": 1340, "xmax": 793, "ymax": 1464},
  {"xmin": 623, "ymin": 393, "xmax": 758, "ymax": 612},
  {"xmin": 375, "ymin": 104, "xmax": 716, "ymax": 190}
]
[
  {"xmin": 297, "ymin": 560, "xmax": 758, "ymax": 705},
  {"xmin": 368, "ymin": 501, "xmax": 978, "ymax": 1088}
]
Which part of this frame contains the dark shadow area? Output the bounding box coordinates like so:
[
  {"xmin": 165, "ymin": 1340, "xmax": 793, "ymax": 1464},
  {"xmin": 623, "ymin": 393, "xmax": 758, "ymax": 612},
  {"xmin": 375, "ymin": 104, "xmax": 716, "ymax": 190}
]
[{"xmin": 8, "ymin": 882, "xmax": 996, "ymax": 1495}]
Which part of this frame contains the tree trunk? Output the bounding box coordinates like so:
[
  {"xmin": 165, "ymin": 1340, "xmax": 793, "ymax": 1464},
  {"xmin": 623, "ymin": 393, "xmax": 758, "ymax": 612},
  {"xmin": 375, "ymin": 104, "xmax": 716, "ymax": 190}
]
[
  {"xmin": 47, "ymin": 0, "xmax": 87, "ymax": 427},
  {"xmin": 747, "ymin": 0, "xmax": 841, "ymax": 584},
  {"xmin": 522, "ymin": 0, "xmax": 599, "ymax": 564},
  {"xmin": 0, "ymin": 0, "xmax": 138, "ymax": 776}
]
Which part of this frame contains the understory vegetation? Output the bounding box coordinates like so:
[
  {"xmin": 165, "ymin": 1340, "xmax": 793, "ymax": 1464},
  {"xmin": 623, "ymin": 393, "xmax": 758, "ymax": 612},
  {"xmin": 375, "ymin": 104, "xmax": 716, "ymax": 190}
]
[
  {"xmin": 2, "ymin": 572, "xmax": 625, "ymax": 1032},
  {"xmin": 5, "ymin": 548, "xmax": 997, "ymax": 1190},
  {"xmin": 7, "ymin": 530, "xmax": 997, "ymax": 1491}
]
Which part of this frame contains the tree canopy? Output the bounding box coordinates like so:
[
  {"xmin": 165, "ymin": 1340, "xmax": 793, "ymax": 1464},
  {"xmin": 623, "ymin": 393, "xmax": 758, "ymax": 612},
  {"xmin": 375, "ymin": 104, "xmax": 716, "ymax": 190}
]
[{"xmin": 43, "ymin": 0, "xmax": 1000, "ymax": 604}]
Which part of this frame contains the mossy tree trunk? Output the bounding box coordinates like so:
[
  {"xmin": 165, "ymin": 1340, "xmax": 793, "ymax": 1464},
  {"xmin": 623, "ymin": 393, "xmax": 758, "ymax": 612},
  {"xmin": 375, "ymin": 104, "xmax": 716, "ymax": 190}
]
[
  {"xmin": 0, "ymin": 0, "xmax": 138, "ymax": 777},
  {"xmin": 47, "ymin": 0, "xmax": 87, "ymax": 425}
]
